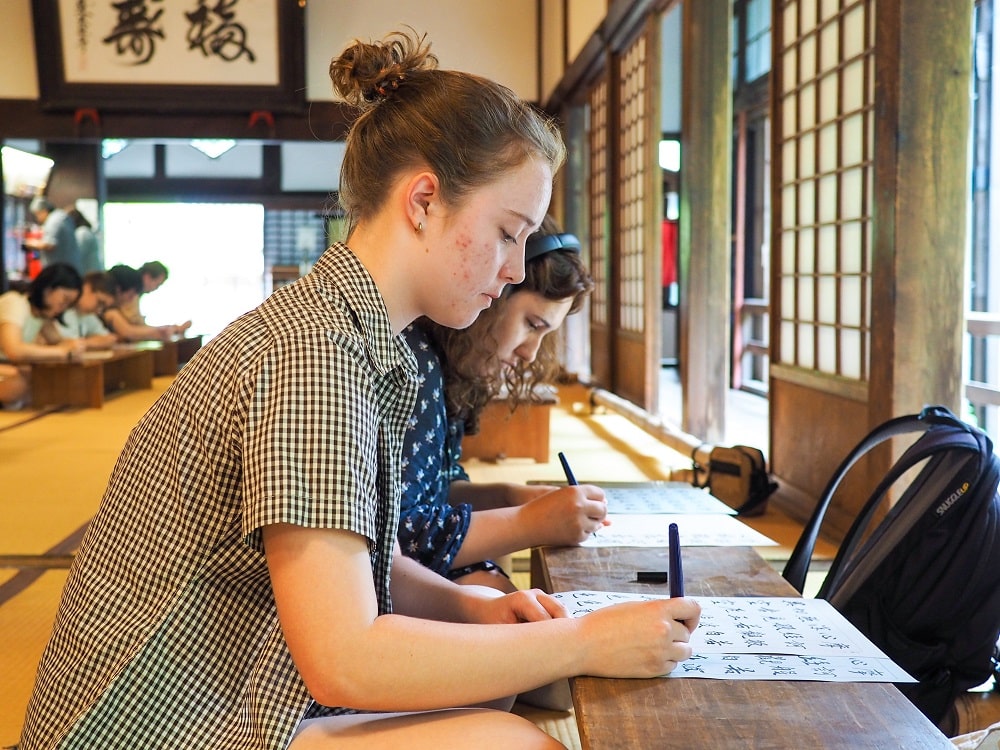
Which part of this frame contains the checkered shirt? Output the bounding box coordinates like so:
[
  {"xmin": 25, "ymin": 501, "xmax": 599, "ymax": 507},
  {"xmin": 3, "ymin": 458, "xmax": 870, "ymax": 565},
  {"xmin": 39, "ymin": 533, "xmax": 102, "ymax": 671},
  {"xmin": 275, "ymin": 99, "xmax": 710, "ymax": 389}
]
[{"xmin": 19, "ymin": 243, "xmax": 418, "ymax": 750}]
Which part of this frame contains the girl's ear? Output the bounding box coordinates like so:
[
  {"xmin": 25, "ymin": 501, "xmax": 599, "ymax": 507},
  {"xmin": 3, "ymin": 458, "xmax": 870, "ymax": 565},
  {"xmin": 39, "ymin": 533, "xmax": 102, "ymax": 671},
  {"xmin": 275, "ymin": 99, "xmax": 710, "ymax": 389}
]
[{"xmin": 404, "ymin": 170, "xmax": 440, "ymax": 231}]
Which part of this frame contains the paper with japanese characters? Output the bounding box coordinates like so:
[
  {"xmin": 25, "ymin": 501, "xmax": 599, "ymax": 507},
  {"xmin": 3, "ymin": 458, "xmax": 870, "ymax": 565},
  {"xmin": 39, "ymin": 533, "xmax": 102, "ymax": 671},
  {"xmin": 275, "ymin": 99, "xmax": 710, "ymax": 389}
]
[
  {"xmin": 583, "ymin": 514, "xmax": 778, "ymax": 547},
  {"xmin": 603, "ymin": 484, "xmax": 737, "ymax": 515},
  {"xmin": 552, "ymin": 591, "xmax": 915, "ymax": 683}
]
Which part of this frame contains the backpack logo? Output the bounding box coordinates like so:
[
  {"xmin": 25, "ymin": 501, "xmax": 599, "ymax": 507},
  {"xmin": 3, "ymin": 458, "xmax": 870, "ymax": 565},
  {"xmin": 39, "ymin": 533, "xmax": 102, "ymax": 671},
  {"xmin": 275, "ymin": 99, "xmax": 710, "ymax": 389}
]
[{"xmin": 935, "ymin": 481, "xmax": 969, "ymax": 517}]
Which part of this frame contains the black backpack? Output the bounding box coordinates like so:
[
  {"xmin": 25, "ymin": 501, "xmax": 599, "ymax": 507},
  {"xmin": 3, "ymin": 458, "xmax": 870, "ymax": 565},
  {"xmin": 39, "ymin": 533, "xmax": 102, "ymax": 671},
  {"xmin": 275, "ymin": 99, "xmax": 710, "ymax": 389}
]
[{"xmin": 783, "ymin": 405, "xmax": 1000, "ymax": 729}]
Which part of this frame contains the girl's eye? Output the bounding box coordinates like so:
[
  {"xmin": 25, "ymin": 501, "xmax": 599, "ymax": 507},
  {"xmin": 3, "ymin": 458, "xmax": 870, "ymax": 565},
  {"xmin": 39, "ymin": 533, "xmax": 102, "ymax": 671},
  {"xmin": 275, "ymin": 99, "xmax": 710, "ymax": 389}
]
[{"xmin": 502, "ymin": 231, "xmax": 515, "ymax": 244}]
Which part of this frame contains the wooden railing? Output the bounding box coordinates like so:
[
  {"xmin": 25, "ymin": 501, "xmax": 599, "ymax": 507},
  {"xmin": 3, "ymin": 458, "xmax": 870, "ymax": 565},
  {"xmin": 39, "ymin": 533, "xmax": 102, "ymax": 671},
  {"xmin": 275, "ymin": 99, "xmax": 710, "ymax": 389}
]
[
  {"xmin": 966, "ymin": 313, "xmax": 1000, "ymax": 431},
  {"xmin": 735, "ymin": 297, "xmax": 769, "ymax": 396}
]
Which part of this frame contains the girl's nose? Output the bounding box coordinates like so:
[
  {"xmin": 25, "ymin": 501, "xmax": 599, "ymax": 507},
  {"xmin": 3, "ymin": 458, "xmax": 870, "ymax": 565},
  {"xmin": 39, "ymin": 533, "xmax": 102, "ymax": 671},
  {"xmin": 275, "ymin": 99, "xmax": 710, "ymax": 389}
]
[
  {"xmin": 504, "ymin": 244, "xmax": 526, "ymax": 285},
  {"xmin": 516, "ymin": 336, "xmax": 543, "ymax": 364}
]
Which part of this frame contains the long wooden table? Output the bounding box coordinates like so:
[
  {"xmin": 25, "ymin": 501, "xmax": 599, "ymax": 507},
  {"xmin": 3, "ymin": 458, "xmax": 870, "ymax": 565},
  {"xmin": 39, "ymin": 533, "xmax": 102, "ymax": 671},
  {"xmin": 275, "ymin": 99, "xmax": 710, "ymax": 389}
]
[
  {"xmin": 533, "ymin": 544, "xmax": 954, "ymax": 749},
  {"xmin": 30, "ymin": 347, "xmax": 153, "ymax": 408}
]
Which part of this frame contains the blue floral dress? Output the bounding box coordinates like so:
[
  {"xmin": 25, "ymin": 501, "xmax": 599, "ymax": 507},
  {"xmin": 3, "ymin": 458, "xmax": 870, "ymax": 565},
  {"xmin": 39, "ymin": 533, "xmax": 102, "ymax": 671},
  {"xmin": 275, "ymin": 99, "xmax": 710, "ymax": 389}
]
[{"xmin": 398, "ymin": 325, "xmax": 473, "ymax": 576}]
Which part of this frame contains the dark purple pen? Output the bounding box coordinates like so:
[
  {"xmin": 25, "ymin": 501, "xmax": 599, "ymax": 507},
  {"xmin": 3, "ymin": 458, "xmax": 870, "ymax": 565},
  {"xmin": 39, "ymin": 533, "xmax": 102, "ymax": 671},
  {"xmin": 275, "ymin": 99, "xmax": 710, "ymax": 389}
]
[
  {"xmin": 557, "ymin": 451, "xmax": 577, "ymax": 485},
  {"xmin": 669, "ymin": 522, "xmax": 684, "ymax": 597},
  {"xmin": 559, "ymin": 451, "xmax": 600, "ymax": 538}
]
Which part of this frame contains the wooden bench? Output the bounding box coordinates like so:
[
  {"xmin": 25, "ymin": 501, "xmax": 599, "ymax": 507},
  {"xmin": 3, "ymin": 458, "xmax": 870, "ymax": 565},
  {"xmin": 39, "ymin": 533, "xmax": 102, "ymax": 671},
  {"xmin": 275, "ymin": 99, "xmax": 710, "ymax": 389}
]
[
  {"xmin": 461, "ymin": 386, "xmax": 558, "ymax": 463},
  {"xmin": 30, "ymin": 348, "xmax": 154, "ymax": 409}
]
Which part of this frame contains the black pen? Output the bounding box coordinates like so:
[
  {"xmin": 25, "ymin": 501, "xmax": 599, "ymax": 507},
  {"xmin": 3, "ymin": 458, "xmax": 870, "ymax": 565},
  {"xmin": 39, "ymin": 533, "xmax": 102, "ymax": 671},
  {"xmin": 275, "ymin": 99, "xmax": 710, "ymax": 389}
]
[
  {"xmin": 668, "ymin": 522, "xmax": 684, "ymax": 598},
  {"xmin": 559, "ymin": 451, "xmax": 599, "ymax": 538},
  {"xmin": 558, "ymin": 451, "xmax": 578, "ymax": 485}
]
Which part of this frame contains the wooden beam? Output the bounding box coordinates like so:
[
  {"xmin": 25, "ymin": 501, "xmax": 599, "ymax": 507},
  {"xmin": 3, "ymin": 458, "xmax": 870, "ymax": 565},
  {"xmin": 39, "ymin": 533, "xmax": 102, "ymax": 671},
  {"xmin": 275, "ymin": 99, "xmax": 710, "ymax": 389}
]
[{"xmin": 0, "ymin": 99, "xmax": 354, "ymax": 142}]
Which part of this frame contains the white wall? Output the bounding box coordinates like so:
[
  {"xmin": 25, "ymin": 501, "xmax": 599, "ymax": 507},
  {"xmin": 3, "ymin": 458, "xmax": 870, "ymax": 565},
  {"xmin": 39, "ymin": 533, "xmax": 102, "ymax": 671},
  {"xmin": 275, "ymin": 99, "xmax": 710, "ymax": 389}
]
[
  {"xmin": 1, "ymin": 0, "xmax": 540, "ymax": 103},
  {"xmin": 0, "ymin": 1, "xmax": 38, "ymax": 99},
  {"xmin": 306, "ymin": 0, "xmax": 538, "ymax": 101}
]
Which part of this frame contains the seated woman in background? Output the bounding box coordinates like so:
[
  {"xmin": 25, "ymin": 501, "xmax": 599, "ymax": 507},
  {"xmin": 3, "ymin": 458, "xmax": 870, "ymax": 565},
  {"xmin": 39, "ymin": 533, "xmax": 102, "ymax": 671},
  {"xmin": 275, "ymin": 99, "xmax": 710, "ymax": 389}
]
[
  {"xmin": 118, "ymin": 260, "xmax": 170, "ymax": 325},
  {"xmin": 0, "ymin": 263, "xmax": 86, "ymax": 408},
  {"xmin": 399, "ymin": 220, "xmax": 604, "ymax": 593},
  {"xmin": 103, "ymin": 264, "xmax": 191, "ymax": 342},
  {"xmin": 56, "ymin": 271, "xmax": 118, "ymax": 350}
]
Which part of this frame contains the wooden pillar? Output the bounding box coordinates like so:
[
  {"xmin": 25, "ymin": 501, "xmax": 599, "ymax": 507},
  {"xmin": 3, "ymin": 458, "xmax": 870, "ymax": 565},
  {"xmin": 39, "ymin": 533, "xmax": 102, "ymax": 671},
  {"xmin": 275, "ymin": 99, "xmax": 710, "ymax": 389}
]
[
  {"xmin": 679, "ymin": 0, "xmax": 732, "ymax": 442},
  {"xmin": 870, "ymin": 0, "xmax": 973, "ymax": 424}
]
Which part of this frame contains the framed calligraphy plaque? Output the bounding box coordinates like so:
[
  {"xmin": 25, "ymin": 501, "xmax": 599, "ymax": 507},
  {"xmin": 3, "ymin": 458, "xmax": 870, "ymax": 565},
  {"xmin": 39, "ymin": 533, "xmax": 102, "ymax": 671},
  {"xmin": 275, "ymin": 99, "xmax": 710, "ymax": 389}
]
[{"xmin": 31, "ymin": 0, "xmax": 306, "ymax": 113}]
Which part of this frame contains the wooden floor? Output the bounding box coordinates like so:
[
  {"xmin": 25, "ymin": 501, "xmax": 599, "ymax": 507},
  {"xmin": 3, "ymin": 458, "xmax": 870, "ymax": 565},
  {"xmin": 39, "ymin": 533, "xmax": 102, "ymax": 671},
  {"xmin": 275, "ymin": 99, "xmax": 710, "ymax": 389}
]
[{"xmin": 0, "ymin": 377, "xmax": 829, "ymax": 747}]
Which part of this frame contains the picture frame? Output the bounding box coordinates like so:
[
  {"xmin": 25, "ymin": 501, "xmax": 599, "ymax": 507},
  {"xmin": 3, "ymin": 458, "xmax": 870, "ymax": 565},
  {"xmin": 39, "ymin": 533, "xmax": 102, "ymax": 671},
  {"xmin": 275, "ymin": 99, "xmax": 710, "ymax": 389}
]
[{"xmin": 31, "ymin": 0, "xmax": 306, "ymax": 114}]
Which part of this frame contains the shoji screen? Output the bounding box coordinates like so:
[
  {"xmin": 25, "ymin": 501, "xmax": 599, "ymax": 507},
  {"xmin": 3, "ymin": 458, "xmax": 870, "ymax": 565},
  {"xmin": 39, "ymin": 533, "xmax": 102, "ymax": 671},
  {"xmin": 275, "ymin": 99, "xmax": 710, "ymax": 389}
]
[
  {"xmin": 588, "ymin": 76, "xmax": 611, "ymax": 388},
  {"xmin": 770, "ymin": 0, "xmax": 876, "ymax": 530},
  {"xmin": 619, "ymin": 34, "xmax": 649, "ymax": 339},
  {"xmin": 586, "ymin": 19, "xmax": 660, "ymax": 411},
  {"xmin": 589, "ymin": 78, "xmax": 610, "ymax": 327},
  {"xmin": 612, "ymin": 24, "xmax": 661, "ymax": 409},
  {"xmin": 774, "ymin": 0, "xmax": 874, "ymax": 384}
]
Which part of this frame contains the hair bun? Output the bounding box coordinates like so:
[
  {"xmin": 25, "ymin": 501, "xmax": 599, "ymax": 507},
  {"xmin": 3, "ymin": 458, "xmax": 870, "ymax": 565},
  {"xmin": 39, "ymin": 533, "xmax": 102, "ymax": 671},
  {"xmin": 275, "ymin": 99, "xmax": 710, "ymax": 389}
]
[{"xmin": 330, "ymin": 29, "xmax": 438, "ymax": 107}]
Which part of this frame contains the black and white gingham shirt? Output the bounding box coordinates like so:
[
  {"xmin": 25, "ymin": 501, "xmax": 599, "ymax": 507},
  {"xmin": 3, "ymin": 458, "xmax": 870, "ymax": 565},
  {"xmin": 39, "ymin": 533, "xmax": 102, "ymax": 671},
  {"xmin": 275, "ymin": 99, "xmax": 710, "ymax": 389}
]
[{"xmin": 20, "ymin": 243, "xmax": 418, "ymax": 750}]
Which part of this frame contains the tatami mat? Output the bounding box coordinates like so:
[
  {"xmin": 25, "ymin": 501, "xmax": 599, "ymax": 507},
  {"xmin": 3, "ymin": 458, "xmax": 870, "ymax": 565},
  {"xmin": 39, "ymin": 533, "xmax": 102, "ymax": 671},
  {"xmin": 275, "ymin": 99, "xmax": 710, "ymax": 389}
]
[
  {"xmin": 0, "ymin": 380, "xmax": 170, "ymax": 745},
  {"xmin": 0, "ymin": 570, "xmax": 67, "ymax": 745},
  {"xmin": 512, "ymin": 701, "xmax": 580, "ymax": 748},
  {"xmin": 0, "ymin": 377, "xmax": 170, "ymax": 556}
]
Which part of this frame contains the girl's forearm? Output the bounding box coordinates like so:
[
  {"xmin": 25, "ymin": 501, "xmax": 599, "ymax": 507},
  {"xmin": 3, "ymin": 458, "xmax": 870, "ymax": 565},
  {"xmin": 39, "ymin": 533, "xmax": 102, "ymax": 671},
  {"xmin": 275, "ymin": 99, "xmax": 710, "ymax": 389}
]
[{"xmin": 449, "ymin": 507, "xmax": 534, "ymax": 568}]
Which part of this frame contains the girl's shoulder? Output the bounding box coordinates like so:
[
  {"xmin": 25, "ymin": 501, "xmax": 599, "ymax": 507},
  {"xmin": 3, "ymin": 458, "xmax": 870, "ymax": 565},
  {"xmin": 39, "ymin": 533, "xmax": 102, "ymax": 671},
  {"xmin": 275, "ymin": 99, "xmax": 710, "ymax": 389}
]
[{"xmin": 0, "ymin": 291, "xmax": 29, "ymax": 321}]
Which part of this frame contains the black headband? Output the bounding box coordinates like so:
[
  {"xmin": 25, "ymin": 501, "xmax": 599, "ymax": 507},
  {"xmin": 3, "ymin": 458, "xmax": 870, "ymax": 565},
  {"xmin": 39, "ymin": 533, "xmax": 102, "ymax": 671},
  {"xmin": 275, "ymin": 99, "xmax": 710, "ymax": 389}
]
[{"xmin": 524, "ymin": 232, "xmax": 582, "ymax": 262}]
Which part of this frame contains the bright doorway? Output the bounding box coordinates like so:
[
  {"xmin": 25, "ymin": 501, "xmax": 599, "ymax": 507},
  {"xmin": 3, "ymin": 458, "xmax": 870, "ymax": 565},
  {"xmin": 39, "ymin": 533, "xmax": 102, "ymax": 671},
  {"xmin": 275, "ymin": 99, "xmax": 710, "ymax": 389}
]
[{"xmin": 102, "ymin": 202, "xmax": 266, "ymax": 342}]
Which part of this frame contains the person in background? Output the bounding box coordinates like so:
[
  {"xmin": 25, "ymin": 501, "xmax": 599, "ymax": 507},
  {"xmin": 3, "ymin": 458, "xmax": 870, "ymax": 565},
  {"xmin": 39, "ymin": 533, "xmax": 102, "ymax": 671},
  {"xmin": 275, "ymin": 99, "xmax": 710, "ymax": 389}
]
[
  {"xmin": 399, "ymin": 220, "xmax": 602, "ymax": 593},
  {"xmin": 20, "ymin": 29, "xmax": 699, "ymax": 750},
  {"xmin": 0, "ymin": 263, "xmax": 85, "ymax": 408},
  {"xmin": 23, "ymin": 196, "xmax": 82, "ymax": 271},
  {"xmin": 140, "ymin": 260, "xmax": 169, "ymax": 294},
  {"xmin": 56, "ymin": 270, "xmax": 118, "ymax": 350},
  {"xmin": 102, "ymin": 263, "xmax": 191, "ymax": 342},
  {"xmin": 67, "ymin": 207, "xmax": 103, "ymax": 273},
  {"xmin": 119, "ymin": 260, "xmax": 170, "ymax": 325}
]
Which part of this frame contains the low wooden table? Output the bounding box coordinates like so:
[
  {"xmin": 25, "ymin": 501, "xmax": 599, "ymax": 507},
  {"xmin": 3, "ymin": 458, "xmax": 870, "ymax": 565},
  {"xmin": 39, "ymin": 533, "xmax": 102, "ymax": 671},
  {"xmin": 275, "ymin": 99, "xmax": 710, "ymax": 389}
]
[
  {"xmin": 533, "ymin": 545, "xmax": 953, "ymax": 749},
  {"xmin": 30, "ymin": 348, "xmax": 154, "ymax": 409},
  {"xmin": 131, "ymin": 335, "xmax": 204, "ymax": 377},
  {"xmin": 462, "ymin": 387, "xmax": 557, "ymax": 462}
]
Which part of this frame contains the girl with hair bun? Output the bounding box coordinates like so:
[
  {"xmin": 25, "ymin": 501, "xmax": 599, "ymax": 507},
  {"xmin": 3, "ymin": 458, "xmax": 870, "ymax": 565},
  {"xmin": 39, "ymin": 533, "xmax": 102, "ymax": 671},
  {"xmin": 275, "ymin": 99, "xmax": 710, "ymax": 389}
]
[{"xmin": 20, "ymin": 30, "xmax": 698, "ymax": 750}]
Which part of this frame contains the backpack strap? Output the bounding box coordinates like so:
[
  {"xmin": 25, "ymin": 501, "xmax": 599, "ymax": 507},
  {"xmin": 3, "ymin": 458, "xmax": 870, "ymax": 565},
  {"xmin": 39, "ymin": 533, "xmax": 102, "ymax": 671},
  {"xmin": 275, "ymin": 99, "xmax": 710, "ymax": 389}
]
[
  {"xmin": 819, "ymin": 424, "xmax": 984, "ymax": 602},
  {"xmin": 782, "ymin": 405, "xmax": 971, "ymax": 593}
]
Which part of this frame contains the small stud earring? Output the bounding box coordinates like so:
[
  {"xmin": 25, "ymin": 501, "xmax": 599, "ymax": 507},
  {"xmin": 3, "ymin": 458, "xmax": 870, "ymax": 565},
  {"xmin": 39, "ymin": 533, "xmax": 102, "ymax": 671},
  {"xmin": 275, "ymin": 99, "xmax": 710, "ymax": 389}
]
[{"xmin": 416, "ymin": 222, "xmax": 423, "ymax": 233}]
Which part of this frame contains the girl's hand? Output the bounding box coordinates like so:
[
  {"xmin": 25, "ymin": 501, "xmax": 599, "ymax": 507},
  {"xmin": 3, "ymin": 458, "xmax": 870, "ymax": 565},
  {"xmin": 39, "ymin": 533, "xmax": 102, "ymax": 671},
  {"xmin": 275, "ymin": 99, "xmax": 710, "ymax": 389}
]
[
  {"xmin": 520, "ymin": 485, "xmax": 610, "ymax": 546},
  {"xmin": 576, "ymin": 597, "xmax": 702, "ymax": 678},
  {"xmin": 460, "ymin": 586, "xmax": 569, "ymax": 624},
  {"xmin": 59, "ymin": 339, "xmax": 87, "ymax": 360}
]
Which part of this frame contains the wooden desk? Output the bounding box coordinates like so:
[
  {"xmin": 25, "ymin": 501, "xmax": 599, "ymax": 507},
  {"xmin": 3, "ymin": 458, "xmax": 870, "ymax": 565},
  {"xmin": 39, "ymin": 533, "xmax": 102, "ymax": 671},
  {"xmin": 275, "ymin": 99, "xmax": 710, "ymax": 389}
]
[
  {"xmin": 175, "ymin": 334, "xmax": 202, "ymax": 366},
  {"xmin": 533, "ymin": 545, "xmax": 953, "ymax": 749},
  {"xmin": 30, "ymin": 348, "xmax": 154, "ymax": 408},
  {"xmin": 132, "ymin": 336, "xmax": 204, "ymax": 376},
  {"xmin": 462, "ymin": 388, "xmax": 558, "ymax": 462}
]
